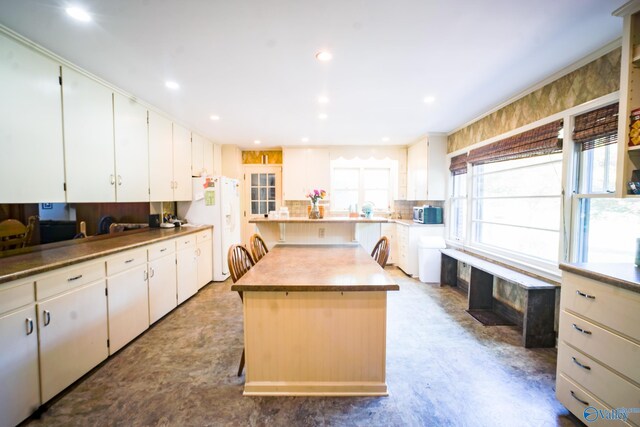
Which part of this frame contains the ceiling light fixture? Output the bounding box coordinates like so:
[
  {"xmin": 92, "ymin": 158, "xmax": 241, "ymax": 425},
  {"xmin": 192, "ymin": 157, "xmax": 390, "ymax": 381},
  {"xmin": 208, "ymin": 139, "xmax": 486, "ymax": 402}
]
[
  {"xmin": 315, "ymin": 51, "xmax": 332, "ymax": 62},
  {"xmin": 66, "ymin": 6, "xmax": 92, "ymax": 22},
  {"xmin": 301, "ymin": 137, "xmax": 309, "ymax": 142},
  {"xmin": 254, "ymin": 140, "xmax": 261, "ymax": 145},
  {"xmin": 210, "ymin": 115, "xmax": 220, "ymax": 121},
  {"xmin": 423, "ymin": 96, "xmax": 435, "ymax": 104},
  {"xmin": 318, "ymin": 96, "xmax": 329, "ymax": 104},
  {"xmin": 165, "ymin": 81, "xmax": 180, "ymax": 90},
  {"xmin": 318, "ymin": 114, "xmax": 328, "ymax": 120},
  {"xmin": 382, "ymin": 137, "xmax": 390, "ymax": 142}
]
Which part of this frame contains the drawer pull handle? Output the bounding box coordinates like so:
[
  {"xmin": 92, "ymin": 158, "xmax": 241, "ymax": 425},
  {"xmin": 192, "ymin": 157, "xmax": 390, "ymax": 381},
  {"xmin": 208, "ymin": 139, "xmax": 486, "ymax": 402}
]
[
  {"xmin": 43, "ymin": 310, "xmax": 51, "ymax": 326},
  {"xmin": 68, "ymin": 274, "xmax": 83, "ymax": 282},
  {"xmin": 144, "ymin": 270, "xmax": 148, "ymax": 281},
  {"xmin": 125, "ymin": 258, "xmax": 135, "ymax": 263},
  {"xmin": 572, "ymin": 356, "xmax": 591, "ymax": 371},
  {"xmin": 572, "ymin": 324, "xmax": 592, "ymax": 335},
  {"xmin": 184, "ymin": 240, "xmax": 190, "ymax": 245},
  {"xmin": 160, "ymin": 248, "xmax": 167, "ymax": 252},
  {"xmin": 576, "ymin": 290, "xmax": 595, "ymax": 300},
  {"xmin": 25, "ymin": 318, "xmax": 34, "ymax": 335},
  {"xmin": 570, "ymin": 390, "xmax": 589, "ymax": 406},
  {"xmin": 150, "ymin": 267, "xmax": 155, "ymax": 278}
]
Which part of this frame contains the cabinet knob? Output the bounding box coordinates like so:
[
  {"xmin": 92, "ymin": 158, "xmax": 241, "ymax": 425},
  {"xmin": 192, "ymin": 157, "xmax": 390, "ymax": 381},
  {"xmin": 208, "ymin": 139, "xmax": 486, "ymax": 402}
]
[
  {"xmin": 118, "ymin": 175, "xmax": 123, "ymax": 186},
  {"xmin": 110, "ymin": 174, "xmax": 115, "ymax": 185}
]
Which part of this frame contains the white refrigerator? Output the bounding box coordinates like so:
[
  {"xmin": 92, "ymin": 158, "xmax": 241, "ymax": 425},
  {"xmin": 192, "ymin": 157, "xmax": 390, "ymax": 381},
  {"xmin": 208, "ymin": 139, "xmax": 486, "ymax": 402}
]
[{"xmin": 178, "ymin": 176, "xmax": 241, "ymax": 281}]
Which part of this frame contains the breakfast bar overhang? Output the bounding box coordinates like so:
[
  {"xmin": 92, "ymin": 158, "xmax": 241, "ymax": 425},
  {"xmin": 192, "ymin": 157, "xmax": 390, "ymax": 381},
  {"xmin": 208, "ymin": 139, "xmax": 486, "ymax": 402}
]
[{"xmin": 230, "ymin": 244, "xmax": 399, "ymax": 396}]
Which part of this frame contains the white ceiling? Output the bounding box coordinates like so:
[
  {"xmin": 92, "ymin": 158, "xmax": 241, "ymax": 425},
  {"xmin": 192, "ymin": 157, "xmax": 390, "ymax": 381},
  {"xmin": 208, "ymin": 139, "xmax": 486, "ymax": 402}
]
[{"xmin": 0, "ymin": 0, "xmax": 626, "ymax": 148}]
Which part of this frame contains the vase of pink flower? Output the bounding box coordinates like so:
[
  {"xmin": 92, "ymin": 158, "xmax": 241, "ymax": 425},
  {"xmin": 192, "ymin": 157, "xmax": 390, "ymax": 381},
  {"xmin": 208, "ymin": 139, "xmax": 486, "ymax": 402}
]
[{"xmin": 307, "ymin": 189, "xmax": 326, "ymax": 219}]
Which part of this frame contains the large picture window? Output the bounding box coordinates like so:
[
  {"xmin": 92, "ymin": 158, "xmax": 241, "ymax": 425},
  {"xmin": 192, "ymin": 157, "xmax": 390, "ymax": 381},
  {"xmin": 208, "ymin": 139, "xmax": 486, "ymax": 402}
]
[{"xmin": 471, "ymin": 153, "xmax": 563, "ymax": 262}]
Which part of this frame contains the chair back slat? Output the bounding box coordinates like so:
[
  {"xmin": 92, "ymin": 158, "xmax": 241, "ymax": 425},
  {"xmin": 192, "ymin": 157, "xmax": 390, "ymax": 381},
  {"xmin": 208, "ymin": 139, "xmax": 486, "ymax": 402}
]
[
  {"xmin": 228, "ymin": 244, "xmax": 255, "ymax": 283},
  {"xmin": 0, "ymin": 219, "xmax": 29, "ymax": 251},
  {"xmin": 371, "ymin": 236, "xmax": 390, "ymax": 268},
  {"xmin": 250, "ymin": 234, "xmax": 269, "ymax": 262}
]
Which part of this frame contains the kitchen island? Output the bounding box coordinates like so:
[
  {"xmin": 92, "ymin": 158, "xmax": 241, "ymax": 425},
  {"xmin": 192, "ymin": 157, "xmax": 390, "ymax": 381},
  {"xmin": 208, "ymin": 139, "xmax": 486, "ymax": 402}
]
[{"xmin": 231, "ymin": 244, "xmax": 399, "ymax": 396}]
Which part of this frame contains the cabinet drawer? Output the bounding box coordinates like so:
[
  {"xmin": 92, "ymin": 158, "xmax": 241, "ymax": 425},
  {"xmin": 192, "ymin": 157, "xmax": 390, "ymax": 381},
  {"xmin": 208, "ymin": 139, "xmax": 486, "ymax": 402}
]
[
  {"xmin": 562, "ymin": 272, "xmax": 640, "ymax": 342},
  {"xmin": 176, "ymin": 235, "xmax": 196, "ymax": 250},
  {"xmin": 560, "ymin": 310, "xmax": 640, "ymax": 385},
  {"xmin": 196, "ymin": 229, "xmax": 212, "ymax": 243},
  {"xmin": 556, "ymin": 373, "xmax": 632, "ymax": 427},
  {"xmin": 558, "ymin": 342, "xmax": 640, "ymax": 426},
  {"xmin": 148, "ymin": 240, "xmax": 176, "ymax": 261},
  {"xmin": 106, "ymin": 249, "xmax": 147, "ymax": 276},
  {"xmin": 0, "ymin": 279, "xmax": 35, "ymax": 315},
  {"xmin": 37, "ymin": 261, "xmax": 105, "ymax": 300}
]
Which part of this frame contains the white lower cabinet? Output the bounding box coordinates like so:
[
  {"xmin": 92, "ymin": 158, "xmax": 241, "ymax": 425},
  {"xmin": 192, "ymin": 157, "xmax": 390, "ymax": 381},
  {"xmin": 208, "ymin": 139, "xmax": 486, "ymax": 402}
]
[
  {"xmin": 0, "ymin": 287, "xmax": 40, "ymax": 427},
  {"xmin": 196, "ymin": 229, "xmax": 213, "ymax": 289},
  {"xmin": 106, "ymin": 250, "xmax": 149, "ymax": 354},
  {"xmin": 176, "ymin": 236, "xmax": 198, "ymax": 304},
  {"xmin": 148, "ymin": 241, "xmax": 178, "ymax": 324},
  {"xmin": 381, "ymin": 223, "xmax": 397, "ymax": 264},
  {"xmin": 38, "ymin": 279, "xmax": 109, "ymax": 402}
]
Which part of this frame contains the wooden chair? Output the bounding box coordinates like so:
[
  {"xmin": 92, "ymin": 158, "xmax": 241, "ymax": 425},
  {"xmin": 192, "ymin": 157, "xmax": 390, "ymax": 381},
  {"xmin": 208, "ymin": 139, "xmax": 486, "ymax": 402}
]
[
  {"xmin": 371, "ymin": 236, "xmax": 390, "ymax": 268},
  {"xmin": 249, "ymin": 233, "xmax": 268, "ymax": 262},
  {"xmin": 227, "ymin": 244, "xmax": 255, "ymax": 376},
  {"xmin": 0, "ymin": 217, "xmax": 35, "ymax": 251}
]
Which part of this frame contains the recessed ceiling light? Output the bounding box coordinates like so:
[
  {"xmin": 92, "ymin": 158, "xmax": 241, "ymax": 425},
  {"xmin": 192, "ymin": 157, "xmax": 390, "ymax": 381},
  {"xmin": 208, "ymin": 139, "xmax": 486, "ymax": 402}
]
[
  {"xmin": 66, "ymin": 6, "xmax": 92, "ymax": 22},
  {"xmin": 254, "ymin": 140, "xmax": 261, "ymax": 145},
  {"xmin": 318, "ymin": 114, "xmax": 328, "ymax": 120},
  {"xmin": 301, "ymin": 137, "xmax": 309, "ymax": 142},
  {"xmin": 315, "ymin": 51, "xmax": 332, "ymax": 61},
  {"xmin": 165, "ymin": 81, "xmax": 180, "ymax": 90},
  {"xmin": 318, "ymin": 96, "xmax": 329, "ymax": 104},
  {"xmin": 210, "ymin": 115, "xmax": 220, "ymax": 121},
  {"xmin": 423, "ymin": 96, "xmax": 435, "ymax": 103},
  {"xmin": 382, "ymin": 137, "xmax": 390, "ymax": 142}
]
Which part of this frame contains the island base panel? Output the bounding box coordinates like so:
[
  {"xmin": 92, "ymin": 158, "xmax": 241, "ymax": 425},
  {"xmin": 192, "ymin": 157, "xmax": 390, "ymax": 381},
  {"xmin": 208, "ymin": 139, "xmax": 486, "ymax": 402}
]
[{"xmin": 243, "ymin": 291, "xmax": 389, "ymax": 396}]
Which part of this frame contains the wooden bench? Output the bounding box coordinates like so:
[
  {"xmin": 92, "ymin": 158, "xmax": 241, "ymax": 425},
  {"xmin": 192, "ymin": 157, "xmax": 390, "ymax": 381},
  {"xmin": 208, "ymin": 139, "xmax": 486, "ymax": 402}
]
[{"xmin": 440, "ymin": 248, "xmax": 558, "ymax": 348}]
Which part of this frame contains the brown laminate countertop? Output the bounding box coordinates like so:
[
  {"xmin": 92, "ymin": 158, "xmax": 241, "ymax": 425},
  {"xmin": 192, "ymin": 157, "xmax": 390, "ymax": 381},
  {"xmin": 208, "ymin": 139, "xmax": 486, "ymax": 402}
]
[
  {"xmin": 231, "ymin": 244, "xmax": 399, "ymax": 292},
  {"xmin": 559, "ymin": 262, "xmax": 640, "ymax": 294},
  {"xmin": 249, "ymin": 216, "xmax": 389, "ymax": 223},
  {"xmin": 0, "ymin": 225, "xmax": 212, "ymax": 285}
]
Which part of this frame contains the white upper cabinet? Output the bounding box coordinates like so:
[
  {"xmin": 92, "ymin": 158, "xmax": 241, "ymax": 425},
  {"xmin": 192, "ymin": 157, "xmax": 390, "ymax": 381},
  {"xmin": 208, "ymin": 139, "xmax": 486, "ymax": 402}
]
[
  {"xmin": 191, "ymin": 133, "xmax": 204, "ymax": 176},
  {"xmin": 148, "ymin": 110, "xmax": 174, "ymax": 201},
  {"xmin": 0, "ymin": 33, "xmax": 65, "ymax": 203},
  {"xmin": 62, "ymin": 66, "xmax": 116, "ymax": 202},
  {"xmin": 192, "ymin": 133, "xmax": 217, "ymax": 177},
  {"xmin": 203, "ymin": 137, "xmax": 214, "ymax": 176},
  {"xmin": 113, "ymin": 93, "xmax": 149, "ymax": 202},
  {"xmin": 173, "ymin": 123, "xmax": 193, "ymax": 200},
  {"xmin": 283, "ymin": 148, "xmax": 330, "ymax": 200},
  {"xmin": 213, "ymin": 143, "xmax": 222, "ymax": 176},
  {"xmin": 406, "ymin": 135, "xmax": 446, "ymax": 200}
]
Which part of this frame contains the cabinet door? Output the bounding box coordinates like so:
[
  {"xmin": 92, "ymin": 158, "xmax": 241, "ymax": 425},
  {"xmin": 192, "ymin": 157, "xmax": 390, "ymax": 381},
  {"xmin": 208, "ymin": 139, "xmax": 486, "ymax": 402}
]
[
  {"xmin": 0, "ymin": 305, "xmax": 40, "ymax": 427},
  {"xmin": 191, "ymin": 133, "xmax": 204, "ymax": 177},
  {"xmin": 407, "ymin": 141, "xmax": 428, "ymax": 200},
  {"xmin": 306, "ymin": 148, "xmax": 330, "ymax": 195},
  {"xmin": 426, "ymin": 135, "xmax": 447, "ymax": 200},
  {"xmin": 38, "ymin": 280, "xmax": 108, "ymax": 403},
  {"xmin": 62, "ymin": 66, "xmax": 116, "ymax": 202},
  {"xmin": 203, "ymin": 139, "xmax": 214, "ymax": 176},
  {"xmin": 213, "ymin": 143, "xmax": 222, "ymax": 176},
  {"xmin": 282, "ymin": 148, "xmax": 308, "ymax": 200},
  {"xmin": 176, "ymin": 248, "xmax": 198, "ymax": 304},
  {"xmin": 148, "ymin": 255, "xmax": 177, "ymax": 324},
  {"xmin": 197, "ymin": 241, "xmax": 213, "ymax": 289},
  {"xmin": 113, "ymin": 93, "xmax": 149, "ymax": 202},
  {"xmin": 148, "ymin": 110, "xmax": 174, "ymax": 201},
  {"xmin": 173, "ymin": 123, "xmax": 193, "ymax": 201},
  {"xmin": 0, "ymin": 33, "xmax": 65, "ymax": 203},
  {"xmin": 106, "ymin": 264, "xmax": 149, "ymax": 354}
]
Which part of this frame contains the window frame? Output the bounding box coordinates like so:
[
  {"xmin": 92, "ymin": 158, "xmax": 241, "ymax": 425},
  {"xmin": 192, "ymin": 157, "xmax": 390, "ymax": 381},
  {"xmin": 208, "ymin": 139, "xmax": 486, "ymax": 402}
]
[{"xmin": 330, "ymin": 158, "xmax": 397, "ymax": 213}]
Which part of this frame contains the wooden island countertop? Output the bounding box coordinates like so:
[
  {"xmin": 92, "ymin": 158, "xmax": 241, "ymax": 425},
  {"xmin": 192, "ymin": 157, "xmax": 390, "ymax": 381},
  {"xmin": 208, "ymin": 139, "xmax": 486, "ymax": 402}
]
[{"xmin": 231, "ymin": 244, "xmax": 399, "ymax": 292}]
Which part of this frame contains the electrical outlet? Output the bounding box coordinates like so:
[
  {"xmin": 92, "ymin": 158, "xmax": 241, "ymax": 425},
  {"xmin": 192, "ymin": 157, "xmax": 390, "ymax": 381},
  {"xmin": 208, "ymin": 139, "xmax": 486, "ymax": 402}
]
[{"xmin": 318, "ymin": 228, "xmax": 325, "ymax": 238}]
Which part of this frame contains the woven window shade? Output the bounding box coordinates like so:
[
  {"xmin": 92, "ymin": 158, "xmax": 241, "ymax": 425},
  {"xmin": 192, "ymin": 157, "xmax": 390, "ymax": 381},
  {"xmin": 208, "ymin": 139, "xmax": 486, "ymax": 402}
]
[
  {"xmin": 468, "ymin": 120, "xmax": 563, "ymax": 165},
  {"xmin": 573, "ymin": 103, "xmax": 618, "ymax": 151},
  {"xmin": 449, "ymin": 153, "xmax": 468, "ymax": 175}
]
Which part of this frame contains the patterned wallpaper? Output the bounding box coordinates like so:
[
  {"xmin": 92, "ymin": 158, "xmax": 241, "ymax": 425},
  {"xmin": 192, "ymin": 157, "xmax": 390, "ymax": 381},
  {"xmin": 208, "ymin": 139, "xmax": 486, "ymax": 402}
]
[
  {"xmin": 241, "ymin": 150, "xmax": 283, "ymax": 164},
  {"xmin": 447, "ymin": 48, "xmax": 621, "ymax": 153}
]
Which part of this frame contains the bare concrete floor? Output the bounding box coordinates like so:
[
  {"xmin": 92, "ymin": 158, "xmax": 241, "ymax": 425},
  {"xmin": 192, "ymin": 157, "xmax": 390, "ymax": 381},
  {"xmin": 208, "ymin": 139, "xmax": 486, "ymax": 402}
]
[{"xmin": 26, "ymin": 267, "xmax": 582, "ymax": 427}]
